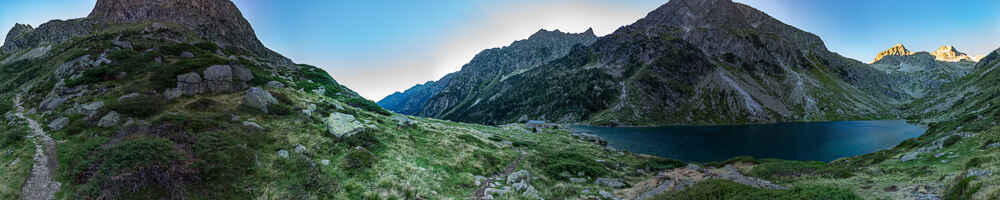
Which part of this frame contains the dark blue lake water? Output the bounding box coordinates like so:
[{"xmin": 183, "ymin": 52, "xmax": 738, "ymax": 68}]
[{"xmin": 572, "ymin": 120, "xmax": 926, "ymax": 162}]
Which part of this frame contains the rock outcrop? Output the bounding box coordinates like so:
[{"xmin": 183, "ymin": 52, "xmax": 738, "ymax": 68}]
[
  {"xmin": 87, "ymin": 0, "xmax": 292, "ymax": 65},
  {"xmin": 1, "ymin": 19, "xmax": 94, "ymax": 54}
]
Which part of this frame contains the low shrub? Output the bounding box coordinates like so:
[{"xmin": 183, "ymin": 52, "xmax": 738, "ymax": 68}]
[
  {"xmin": 343, "ymin": 97, "xmax": 390, "ymax": 116},
  {"xmin": 110, "ymin": 94, "xmax": 166, "ymax": 118},
  {"xmin": 703, "ymin": 156, "xmax": 758, "ymax": 168},
  {"xmin": 537, "ymin": 151, "xmax": 608, "ymax": 180},
  {"xmin": 749, "ymin": 160, "xmax": 854, "ymax": 180},
  {"xmin": 645, "ymin": 157, "xmax": 687, "ymax": 171},
  {"xmin": 185, "ymin": 98, "xmax": 221, "ymax": 111},
  {"xmin": 337, "ymin": 129, "xmax": 381, "ymax": 151},
  {"xmin": 0, "ymin": 127, "xmax": 29, "ymax": 148},
  {"xmin": 100, "ymin": 138, "xmax": 181, "ymax": 175},
  {"xmin": 942, "ymin": 135, "xmax": 961, "ymax": 148},
  {"xmin": 944, "ymin": 176, "xmax": 982, "ymax": 200},
  {"xmin": 267, "ymin": 103, "xmax": 293, "ymax": 116},
  {"xmin": 342, "ymin": 148, "xmax": 377, "ymax": 175}
]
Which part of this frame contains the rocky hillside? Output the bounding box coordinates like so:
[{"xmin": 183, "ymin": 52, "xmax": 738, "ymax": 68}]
[
  {"xmin": 377, "ymin": 29, "xmax": 598, "ymax": 116},
  {"xmin": 419, "ymin": 0, "xmax": 905, "ymax": 126},
  {"xmin": 871, "ymin": 44, "xmax": 976, "ymax": 98}
]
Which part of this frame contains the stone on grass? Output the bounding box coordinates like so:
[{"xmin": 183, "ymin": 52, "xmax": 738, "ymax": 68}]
[
  {"xmin": 180, "ymin": 51, "xmax": 195, "ymax": 58},
  {"xmin": 278, "ymin": 150, "xmax": 289, "ymax": 158},
  {"xmin": 320, "ymin": 160, "xmax": 330, "ymax": 166},
  {"xmin": 267, "ymin": 81, "xmax": 285, "ymax": 88},
  {"xmin": 98, "ymin": 111, "xmax": 121, "ymax": 128},
  {"xmin": 242, "ymin": 87, "xmax": 278, "ymax": 113},
  {"xmin": 118, "ymin": 93, "xmax": 142, "ymax": 102},
  {"xmin": 48, "ymin": 117, "xmax": 69, "ymax": 131},
  {"xmin": 901, "ymin": 152, "xmax": 919, "ymax": 162},
  {"xmin": 242, "ymin": 121, "xmax": 264, "ymax": 131},
  {"xmin": 325, "ymin": 112, "xmax": 364, "ymax": 138},
  {"xmin": 596, "ymin": 178, "xmax": 627, "ymax": 188},
  {"xmin": 295, "ymin": 144, "xmax": 307, "ymax": 153}
]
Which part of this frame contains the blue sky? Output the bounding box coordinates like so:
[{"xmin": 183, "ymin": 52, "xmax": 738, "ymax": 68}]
[{"xmin": 1, "ymin": 0, "xmax": 998, "ymax": 100}]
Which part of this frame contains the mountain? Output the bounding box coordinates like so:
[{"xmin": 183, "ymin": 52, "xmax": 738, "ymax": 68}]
[
  {"xmin": 377, "ymin": 29, "xmax": 598, "ymax": 115},
  {"xmin": 870, "ymin": 44, "xmax": 976, "ymax": 98},
  {"xmin": 415, "ymin": 0, "xmax": 905, "ymax": 126},
  {"xmin": 930, "ymin": 45, "xmax": 976, "ymax": 62},
  {"xmin": 872, "ymin": 43, "xmax": 914, "ymax": 63}
]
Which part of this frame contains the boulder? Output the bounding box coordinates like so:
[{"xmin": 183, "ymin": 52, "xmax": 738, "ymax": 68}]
[
  {"xmin": 266, "ymin": 81, "xmax": 285, "ymax": 88},
  {"xmin": 570, "ymin": 178, "xmax": 587, "ymax": 183},
  {"xmin": 163, "ymin": 88, "xmax": 182, "ymax": 100},
  {"xmin": 232, "ymin": 65, "xmax": 254, "ymax": 82},
  {"xmin": 596, "ymin": 178, "xmax": 627, "ymax": 188},
  {"xmin": 180, "ymin": 51, "xmax": 195, "ymax": 58},
  {"xmin": 320, "ymin": 160, "xmax": 330, "ymax": 166},
  {"xmin": 40, "ymin": 96, "xmax": 69, "ymax": 110},
  {"xmin": 203, "ymin": 65, "xmax": 234, "ymax": 93},
  {"xmin": 967, "ymin": 169, "xmax": 992, "ymax": 178},
  {"xmin": 111, "ymin": 39, "xmax": 132, "ymax": 49},
  {"xmin": 98, "ymin": 111, "xmax": 121, "ymax": 128},
  {"xmin": 324, "ymin": 112, "xmax": 363, "ymax": 138},
  {"xmin": 117, "ymin": 93, "xmax": 141, "ymax": 102},
  {"xmin": 177, "ymin": 72, "xmax": 204, "ymax": 95},
  {"xmin": 48, "ymin": 117, "xmax": 70, "ymax": 131},
  {"xmin": 277, "ymin": 150, "xmax": 289, "ymax": 158},
  {"xmin": 242, "ymin": 87, "xmax": 278, "ymax": 113},
  {"xmin": 392, "ymin": 115, "xmax": 416, "ymax": 127},
  {"xmin": 242, "ymin": 121, "xmax": 264, "ymax": 131},
  {"xmin": 507, "ymin": 170, "xmax": 530, "ymax": 185},
  {"xmin": 70, "ymin": 101, "xmax": 105, "ymax": 119},
  {"xmin": 901, "ymin": 152, "xmax": 919, "ymax": 162},
  {"xmin": 294, "ymin": 144, "xmax": 307, "ymax": 153}
]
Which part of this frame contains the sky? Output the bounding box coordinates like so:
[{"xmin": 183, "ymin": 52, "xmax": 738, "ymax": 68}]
[{"xmin": 1, "ymin": 0, "xmax": 998, "ymax": 101}]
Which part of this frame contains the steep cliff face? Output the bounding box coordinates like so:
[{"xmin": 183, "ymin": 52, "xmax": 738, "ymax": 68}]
[
  {"xmin": 378, "ymin": 29, "xmax": 598, "ymax": 116},
  {"xmin": 432, "ymin": 0, "xmax": 904, "ymax": 125},
  {"xmin": 87, "ymin": 0, "xmax": 291, "ymax": 66}
]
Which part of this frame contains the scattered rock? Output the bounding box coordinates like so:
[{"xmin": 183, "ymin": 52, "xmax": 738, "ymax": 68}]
[
  {"xmin": 600, "ymin": 190, "xmax": 620, "ymax": 200},
  {"xmin": 48, "ymin": 117, "xmax": 69, "ymax": 131},
  {"xmin": 39, "ymin": 96, "xmax": 68, "ymax": 111},
  {"xmin": 180, "ymin": 51, "xmax": 195, "ymax": 58},
  {"xmin": 277, "ymin": 150, "xmax": 289, "ymax": 158},
  {"xmin": 325, "ymin": 112, "xmax": 364, "ymax": 138},
  {"xmin": 570, "ymin": 178, "xmax": 587, "ymax": 183},
  {"xmin": 97, "ymin": 111, "xmax": 120, "ymax": 128},
  {"xmin": 967, "ymin": 169, "xmax": 992, "ymax": 178},
  {"xmin": 242, "ymin": 87, "xmax": 278, "ymax": 113},
  {"xmin": 901, "ymin": 152, "xmax": 919, "ymax": 162},
  {"xmin": 596, "ymin": 178, "xmax": 627, "ymax": 188},
  {"xmin": 117, "ymin": 93, "xmax": 141, "ymax": 102},
  {"xmin": 986, "ymin": 142, "xmax": 1000, "ymax": 149},
  {"xmin": 294, "ymin": 144, "xmax": 307, "ymax": 153},
  {"xmin": 571, "ymin": 132, "xmax": 608, "ymax": 146},
  {"xmin": 392, "ymin": 115, "xmax": 416, "ymax": 127},
  {"xmin": 242, "ymin": 121, "xmax": 264, "ymax": 131},
  {"xmin": 111, "ymin": 39, "xmax": 132, "ymax": 49},
  {"xmin": 507, "ymin": 170, "xmax": 530, "ymax": 185},
  {"xmin": 266, "ymin": 80, "xmax": 285, "ymax": 88}
]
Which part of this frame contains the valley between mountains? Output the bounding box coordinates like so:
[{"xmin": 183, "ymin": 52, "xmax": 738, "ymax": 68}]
[{"xmin": 0, "ymin": 0, "xmax": 998, "ymax": 199}]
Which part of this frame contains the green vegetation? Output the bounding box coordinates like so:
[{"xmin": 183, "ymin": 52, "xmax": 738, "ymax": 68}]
[
  {"xmin": 652, "ymin": 179, "xmax": 861, "ymax": 200},
  {"xmin": 0, "ymin": 126, "xmax": 35, "ymax": 199}
]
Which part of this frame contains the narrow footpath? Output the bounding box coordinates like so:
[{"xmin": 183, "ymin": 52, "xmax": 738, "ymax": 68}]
[
  {"xmin": 14, "ymin": 94, "xmax": 61, "ymax": 200},
  {"xmin": 473, "ymin": 150, "xmax": 527, "ymax": 200}
]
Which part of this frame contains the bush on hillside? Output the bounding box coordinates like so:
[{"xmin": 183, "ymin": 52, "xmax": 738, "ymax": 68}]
[
  {"xmin": 109, "ymin": 94, "xmax": 166, "ymax": 118},
  {"xmin": 652, "ymin": 179, "xmax": 861, "ymax": 200}
]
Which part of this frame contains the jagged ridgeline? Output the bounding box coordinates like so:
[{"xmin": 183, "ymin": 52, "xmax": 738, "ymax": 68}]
[{"xmin": 382, "ymin": 0, "xmax": 907, "ymax": 126}]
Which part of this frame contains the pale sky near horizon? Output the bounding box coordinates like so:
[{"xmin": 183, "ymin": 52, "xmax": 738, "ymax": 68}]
[{"xmin": 1, "ymin": 0, "xmax": 998, "ymax": 101}]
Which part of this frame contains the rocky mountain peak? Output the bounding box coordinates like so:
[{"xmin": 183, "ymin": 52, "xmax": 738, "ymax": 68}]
[
  {"xmin": 3, "ymin": 23, "xmax": 34, "ymax": 45},
  {"xmin": 87, "ymin": 0, "xmax": 291, "ymax": 65},
  {"xmin": 872, "ymin": 43, "xmax": 914, "ymax": 63},
  {"xmin": 930, "ymin": 45, "xmax": 973, "ymax": 62}
]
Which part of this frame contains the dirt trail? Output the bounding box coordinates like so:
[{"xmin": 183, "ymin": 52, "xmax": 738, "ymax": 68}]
[
  {"xmin": 473, "ymin": 150, "xmax": 527, "ymax": 200},
  {"xmin": 14, "ymin": 94, "xmax": 61, "ymax": 200}
]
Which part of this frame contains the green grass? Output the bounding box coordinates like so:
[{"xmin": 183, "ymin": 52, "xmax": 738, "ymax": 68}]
[
  {"xmin": 0, "ymin": 126, "xmax": 34, "ymax": 199},
  {"xmin": 652, "ymin": 179, "xmax": 861, "ymax": 200}
]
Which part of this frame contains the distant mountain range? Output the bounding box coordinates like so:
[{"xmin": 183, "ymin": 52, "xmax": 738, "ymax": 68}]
[
  {"xmin": 871, "ymin": 44, "xmax": 976, "ymax": 98},
  {"xmin": 381, "ymin": 0, "xmax": 934, "ymax": 126}
]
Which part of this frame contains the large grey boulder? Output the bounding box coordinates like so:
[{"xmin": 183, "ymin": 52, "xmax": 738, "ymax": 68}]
[
  {"xmin": 177, "ymin": 72, "xmax": 204, "ymax": 95},
  {"xmin": 267, "ymin": 81, "xmax": 285, "ymax": 88},
  {"xmin": 48, "ymin": 117, "xmax": 70, "ymax": 131},
  {"xmin": 901, "ymin": 152, "xmax": 919, "ymax": 162},
  {"xmin": 507, "ymin": 170, "xmax": 530, "ymax": 185},
  {"xmin": 69, "ymin": 101, "xmax": 105, "ymax": 119},
  {"xmin": 180, "ymin": 51, "xmax": 195, "ymax": 58},
  {"xmin": 242, "ymin": 87, "xmax": 278, "ymax": 113},
  {"xmin": 232, "ymin": 65, "xmax": 254, "ymax": 82},
  {"xmin": 40, "ymin": 96, "xmax": 69, "ymax": 110},
  {"xmin": 325, "ymin": 112, "xmax": 363, "ymax": 138},
  {"xmin": 98, "ymin": 111, "xmax": 121, "ymax": 128},
  {"xmin": 203, "ymin": 65, "xmax": 234, "ymax": 93},
  {"xmin": 596, "ymin": 178, "xmax": 627, "ymax": 188}
]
